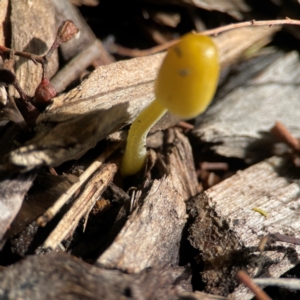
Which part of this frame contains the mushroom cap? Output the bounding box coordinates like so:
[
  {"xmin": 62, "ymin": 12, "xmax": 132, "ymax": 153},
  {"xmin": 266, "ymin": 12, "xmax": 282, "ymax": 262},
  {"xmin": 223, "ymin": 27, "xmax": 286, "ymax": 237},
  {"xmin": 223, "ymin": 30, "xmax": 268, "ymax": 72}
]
[{"xmin": 155, "ymin": 33, "xmax": 219, "ymax": 119}]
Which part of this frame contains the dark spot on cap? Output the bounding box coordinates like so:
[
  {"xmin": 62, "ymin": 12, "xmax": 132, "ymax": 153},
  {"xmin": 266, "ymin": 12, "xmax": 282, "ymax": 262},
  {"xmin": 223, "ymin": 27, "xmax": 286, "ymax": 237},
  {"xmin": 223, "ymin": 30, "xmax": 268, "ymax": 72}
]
[{"xmin": 178, "ymin": 69, "xmax": 190, "ymax": 77}]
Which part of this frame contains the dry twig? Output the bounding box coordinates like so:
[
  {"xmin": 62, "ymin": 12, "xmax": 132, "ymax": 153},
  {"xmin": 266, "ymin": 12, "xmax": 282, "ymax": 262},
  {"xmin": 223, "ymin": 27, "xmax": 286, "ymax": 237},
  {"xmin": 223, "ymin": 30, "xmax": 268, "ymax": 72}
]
[
  {"xmin": 43, "ymin": 163, "xmax": 117, "ymax": 250},
  {"xmin": 271, "ymin": 121, "xmax": 300, "ymax": 152},
  {"xmin": 237, "ymin": 270, "xmax": 272, "ymax": 300},
  {"xmin": 253, "ymin": 278, "xmax": 300, "ymax": 290},
  {"xmin": 258, "ymin": 233, "xmax": 300, "ymax": 251},
  {"xmin": 111, "ymin": 18, "xmax": 300, "ymax": 57}
]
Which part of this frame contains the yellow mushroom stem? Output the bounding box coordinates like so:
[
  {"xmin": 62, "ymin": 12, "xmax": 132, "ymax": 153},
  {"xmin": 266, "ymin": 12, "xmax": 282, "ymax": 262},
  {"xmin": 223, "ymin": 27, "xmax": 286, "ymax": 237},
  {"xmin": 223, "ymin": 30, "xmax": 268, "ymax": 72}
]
[
  {"xmin": 121, "ymin": 99, "xmax": 166, "ymax": 176},
  {"xmin": 121, "ymin": 32, "xmax": 219, "ymax": 177}
]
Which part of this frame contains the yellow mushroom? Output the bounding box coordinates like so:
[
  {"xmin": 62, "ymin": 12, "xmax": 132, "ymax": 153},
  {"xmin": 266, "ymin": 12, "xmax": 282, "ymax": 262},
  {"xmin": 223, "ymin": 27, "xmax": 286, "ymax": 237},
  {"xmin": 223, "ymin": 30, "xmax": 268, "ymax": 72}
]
[{"xmin": 121, "ymin": 32, "xmax": 220, "ymax": 176}]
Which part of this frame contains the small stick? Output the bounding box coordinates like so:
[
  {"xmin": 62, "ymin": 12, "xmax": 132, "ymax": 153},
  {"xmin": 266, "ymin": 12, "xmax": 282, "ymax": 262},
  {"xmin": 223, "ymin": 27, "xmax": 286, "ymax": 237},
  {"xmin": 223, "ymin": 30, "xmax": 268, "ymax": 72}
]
[
  {"xmin": 258, "ymin": 235, "xmax": 271, "ymax": 252},
  {"xmin": 176, "ymin": 121, "xmax": 194, "ymax": 130},
  {"xmin": 111, "ymin": 18, "xmax": 300, "ymax": 57},
  {"xmin": 258, "ymin": 233, "xmax": 300, "ymax": 251},
  {"xmin": 200, "ymin": 162, "xmax": 229, "ymax": 171},
  {"xmin": 253, "ymin": 278, "xmax": 300, "ymax": 290},
  {"xmin": 271, "ymin": 233, "xmax": 300, "ymax": 245},
  {"xmin": 201, "ymin": 18, "xmax": 300, "ymax": 37},
  {"xmin": 237, "ymin": 270, "xmax": 272, "ymax": 300},
  {"xmin": 0, "ymin": 20, "xmax": 79, "ymax": 68},
  {"xmin": 271, "ymin": 121, "xmax": 300, "ymax": 152},
  {"xmin": 12, "ymin": 81, "xmax": 40, "ymax": 125},
  {"xmin": 0, "ymin": 20, "xmax": 79, "ymax": 120},
  {"xmin": 37, "ymin": 142, "xmax": 120, "ymax": 226},
  {"xmin": 0, "ymin": 45, "xmax": 45, "ymax": 64}
]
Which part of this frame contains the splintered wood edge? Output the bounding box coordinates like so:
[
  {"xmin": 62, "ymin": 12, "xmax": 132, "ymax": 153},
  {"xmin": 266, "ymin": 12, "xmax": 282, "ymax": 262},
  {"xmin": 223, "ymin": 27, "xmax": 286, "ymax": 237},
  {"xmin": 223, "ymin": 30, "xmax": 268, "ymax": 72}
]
[
  {"xmin": 43, "ymin": 163, "xmax": 117, "ymax": 250},
  {"xmin": 37, "ymin": 142, "xmax": 120, "ymax": 227},
  {"xmin": 193, "ymin": 156, "xmax": 300, "ymax": 299}
]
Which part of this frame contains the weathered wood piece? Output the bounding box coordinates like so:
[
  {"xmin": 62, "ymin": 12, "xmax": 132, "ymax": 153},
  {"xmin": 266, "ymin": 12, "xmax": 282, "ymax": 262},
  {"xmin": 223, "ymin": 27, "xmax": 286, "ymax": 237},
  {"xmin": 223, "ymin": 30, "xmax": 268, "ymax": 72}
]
[
  {"xmin": 188, "ymin": 156, "xmax": 300, "ymax": 299},
  {"xmin": 97, "ymin": 129, "xmax": 198, "ymax": 272},
  {"xmin": 6, "ymin": 103, "xmax": 129, "ymax": 172},
  {"xmin": 5, "ymin": 26, "xmax": 279, "ymax": 172},
  {"xmin": 0, "ymin": 173, "xmax": 36, "ymax": 241},
  {"xmin": 10, "ymin": 0, "xmax": 58, "ymax": 97},
  {"xmin": 70, "ymin": 0, "xmax": 99, "ymax": 6},
  {"xmin": 194, "ymin": 51, "xmax": 300, "ymax": 162},
  {"xmin": 178, "ymin": 291, "xmax": 229, "ymax": 300},
  {"xmin": 0, "ymin": 251, "xmax": 192, "ymax": 300}
]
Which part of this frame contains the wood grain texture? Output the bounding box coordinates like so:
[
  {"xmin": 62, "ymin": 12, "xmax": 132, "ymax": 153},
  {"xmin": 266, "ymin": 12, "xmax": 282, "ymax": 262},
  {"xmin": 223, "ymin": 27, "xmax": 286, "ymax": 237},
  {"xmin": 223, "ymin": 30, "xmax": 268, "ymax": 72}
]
[
  {"xmin": 10, "ymin": 0, "xmax": 58, "ymax": 96},
  {"xmin": 0, "ymin": 0, "xmax": 8, "ymax": 46},
  {"xmin": 51, "ymin": 39, "xmax": 114, "ymax": 94},
  {"xmin": 188, "ymin": 156, "xmax": 300, "ymax": 299}
]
